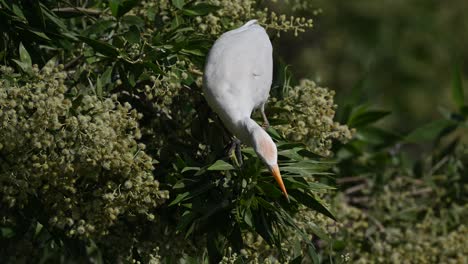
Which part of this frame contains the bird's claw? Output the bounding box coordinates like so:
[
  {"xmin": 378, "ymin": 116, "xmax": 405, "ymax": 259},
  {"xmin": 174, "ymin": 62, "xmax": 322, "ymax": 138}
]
[
  {"xmin": 227, "ymin": 138, "xmax": 243, "ymax": 167},
  {"xmin": 260, "ymin": 104, "xmax": 270, "ymax": 130}
]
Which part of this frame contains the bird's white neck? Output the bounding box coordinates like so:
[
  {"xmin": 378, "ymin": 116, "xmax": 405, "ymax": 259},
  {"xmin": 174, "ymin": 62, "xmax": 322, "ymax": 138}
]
[
  {"xmin": 234, "ymin": 118, "xmax": 260, "ymax": 145},
  {"xmin": 234, "ymin": 117, "xmax": 277, "ymax": 166}
]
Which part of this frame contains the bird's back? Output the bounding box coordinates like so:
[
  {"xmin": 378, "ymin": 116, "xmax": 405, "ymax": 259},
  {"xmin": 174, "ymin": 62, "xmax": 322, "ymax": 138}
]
[{"xmin": 203, "ymin": 20, "xmax": 273, "ymax": 130}]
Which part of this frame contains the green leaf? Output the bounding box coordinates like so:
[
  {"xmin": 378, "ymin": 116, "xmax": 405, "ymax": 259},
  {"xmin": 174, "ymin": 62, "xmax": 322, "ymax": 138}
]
[
  {"xmin": 180, "ymin": 48, "xmax": 204, "ymax": 56},
  {"xmin": 281, "ymin": 160, "xmax": 334, "ymax": 176},
  {"xmin": 257, "ymin": 182, "xmax": 283, "ymax": 198},
  {"xmin": 461, "ymin": 106, "xmax": 468, "ymax": 117},
  {"xmin": 181, "ymin": 166, "xmax": 200, "ymax": 173},
  {"xmin": 356, "ymin": 127, "xmax": 401, "ymax": 146},
  {"xmin": 12, "ymin": 4, "xmax": 25, "ymax": 20},
  {"xmin": 117, "ymin": 0, "xmax": 138, "ymax": 18},
  {"xmin": 101, "ymin": 66, "xmax": 114, "ymax": 86},
  {"xmin": 278, "ymin": 147, "xmax": 305, "ymax": 161},
  {"xmin": 256, "ymin": 197, "xmax": 277, "ymax": 212},
  {"xmin": 308, "ymin": 246, "xmax": 320, "ymax": 264},
  {"xmin": 12, "ymin": 60, "xmax": 32, "ymax": 73},
  {"xmin": 253, "ymin": 207, "xmax": 275, "ymax": 245},
  {"xmin": 109, "ymin": 0, "xmax": 120, "ymax": 17},
  {"xmin": 0, "ymin": 227, "xmax": 15, "ymax": 239},
  {"xmin": 109, "ymin": 0, "xmax": 138, "ymax": 18},
  {"xmin": 137, "ymin": 61, "xmax": 160, "ymax": 74},
  {"xmin": 266, "ymin": 127, "xmax": 283, "ymax": 141},
  {"xmin": 82, "ymin": 20, "xmax": 115, "ymax": 36},
  {"xmin": 44, "ymin": 56, "xmax": 57, "ymax": 69},
  {"xmin": 243, "ymin": 208, "xmax": 254, "ymax": 228},
  {"xmin": 28, "ymin": 30, "xmax": 51, "ymax": 41},
  {"xmin": 19, "ymin": 42, "xmax": 31, "ymax": 66},
  {"xmin": 121, "ymin": 15, "xmax": 145, "ymax": 28},
  {"xmin": 452, "ymin": 64, "xmax": 465, "ymax": 109},
  {"xmin": 405, "ymin": 119, "xmax": 458, "ymax": 143},
  {"xmin": 78, "ymin": 36, "xmax": 119, "ymax": 57},
  {"xmin": 207, "ymin": 160, "xmax": 234, "ymax": 171},
  {"xmin": 348, "ymin": 109, "xmax": 390, "ymax": 128},
  {"xmin": 182, "ymin": 3, "xmax": 220, "ymax": 16},
  {"xmin": 172, "ymin": 0, "xmax": 185, "ymax": 9},
  {"xmin": 168, "ymin": 192, "xmax": 190, "ymax": 206},
  {"xmin": 289, "ymin": 189, "xmax": 336, "ymax": 221},
  {"xmin": 40, "ymin": 3, "xmax": 67, "ymax": 30},
  {"xmin": 96, "ymin": 76, "xmax": 103, "ymax": 98},
  {"xmin": 125, "ymin": 25, "xmax": 140, "ymax": 44}
]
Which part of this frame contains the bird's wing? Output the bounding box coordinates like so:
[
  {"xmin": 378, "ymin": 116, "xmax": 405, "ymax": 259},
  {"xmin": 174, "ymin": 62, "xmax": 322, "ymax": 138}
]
[{"xmin": 204, "ymin": 23, "xmax": 273, "ymax": 110}]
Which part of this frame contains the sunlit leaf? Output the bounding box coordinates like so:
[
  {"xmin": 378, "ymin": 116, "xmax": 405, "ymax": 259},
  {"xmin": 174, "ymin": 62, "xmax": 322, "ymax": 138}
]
[
  {"xmin": 181, "ymin": 166, "xmax": 200, "ymax": 173},
  {"xmin": 109, "ymin": 0, "xmax": 119, "ymax": 17},
  {"xmin": 182, "ymin": 3, "xmax": 220, "ymax": 16},
  {"xmin": 207, "ymin": 160, "xmax": 234, "ymax": 171},
  {"xmin": 180, "ymin": 48, "xmax": 204, "ymax": 56},
  {"xmin": 169, "ymin": 192, "xmax": 190, "ymax": 206},
  {"xmin": 18, "ymin": 42, "xmax": 31, "ymax": 66},
  {"xmin": 28, "ymin": 29, "xmax": 51, "ymax": 40},
  {"xmin": 12, "ymin": 4, "xmax": 25, "ymax": 20},
  {"xmin": 172, "ymin": 0, "xmax": 185, "ymax": 9},
  {"xmin": 281, "ymin": 160, "xmax": 334, "ymax": 176}
]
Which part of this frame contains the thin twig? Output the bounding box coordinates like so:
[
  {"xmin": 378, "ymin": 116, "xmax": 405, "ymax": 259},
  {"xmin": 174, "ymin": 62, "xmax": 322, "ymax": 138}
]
[
  {"xmin": 349, "ymin": 197, "xmax": 369, "ymax": 204},
  {"xmin": 409, "ymin": 187, "xmax": 433, "ymax": 196},
  {"xmin": 345, "ymin": 183, "xmax": 368, "ymax": 195},
  {"xmin": 337, "ymin": 176, "xmax": 367, "ymax": 184},
  {"xmin": 189, "ymin": 68, "xmax": 203, "ymax": 76},
  {"xmin": 362, "ymin": 211, "xmax": 385, "ymax": 232},
  {"xmin": 429, "ymin": 156, "xmax": 449, "ymax": 176},
  {"xmin": 64, "ymin": 55, "xmax": 84, "ymax": 70},
  {"xmin": 51, "ymin": 7, "xmax": 101, "ymax": 16}
]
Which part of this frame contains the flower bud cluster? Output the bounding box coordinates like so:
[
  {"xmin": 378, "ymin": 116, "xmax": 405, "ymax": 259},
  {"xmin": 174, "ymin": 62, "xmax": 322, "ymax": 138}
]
[
  {"xmin": 143, "ymin": 62, "xmax": 191, "ymax": 120},
  {"xmin": 0, "ymin": 66, "xmax": 168, "ymax": 239},
  {"xmin": 273, "ymin": 79, "xmax": 353, "ymax": 156},
  {"xmin": 325, "ymin": 175, "xmax": 468, "ymax": 263},
  {"xmin": 140, "ymin": 0, "xmax": 313, "ymax": 37}
]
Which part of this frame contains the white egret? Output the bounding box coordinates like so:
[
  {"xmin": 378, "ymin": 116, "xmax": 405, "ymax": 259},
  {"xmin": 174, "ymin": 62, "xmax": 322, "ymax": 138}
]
[{"xmin": 203, "ymin": 20, "xmax": 288, "ymax": 199}]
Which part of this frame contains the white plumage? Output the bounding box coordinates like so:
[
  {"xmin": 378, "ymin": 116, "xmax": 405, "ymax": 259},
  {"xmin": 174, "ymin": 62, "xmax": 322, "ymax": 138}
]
[{"xmin": 203, "ymin": 20, "xmax": 288, "ymax": 198}]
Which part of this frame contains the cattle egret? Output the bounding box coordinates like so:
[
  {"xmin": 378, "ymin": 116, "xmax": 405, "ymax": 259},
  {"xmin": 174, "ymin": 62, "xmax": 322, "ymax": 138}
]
[{"xmin": 203, "ymin": 20, "xmax": 288, "ymax": 199}]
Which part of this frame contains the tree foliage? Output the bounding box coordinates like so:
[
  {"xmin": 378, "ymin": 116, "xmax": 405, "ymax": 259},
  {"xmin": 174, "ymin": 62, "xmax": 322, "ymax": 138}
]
[
  {"xmin": 1, "ymin": 1, "xmax": 466, "ymax": 263},
  {"xmin": 0, "ymin": 1, "xmax": 350, "ymax": 263}
]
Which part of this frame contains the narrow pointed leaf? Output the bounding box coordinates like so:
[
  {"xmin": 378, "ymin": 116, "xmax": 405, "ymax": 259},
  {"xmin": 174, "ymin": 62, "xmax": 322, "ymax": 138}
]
[
  {"xmin": 207, "ymin": 160, "xmax": 234, "ymax": 171},
  {"xmin": 289, "ymin": 189, "xmax": 336, "ymax": 221},
  {"xmin": 405, "ymin": 119, "xmax": 457, "ymax": 143},
  {"xmin": 19, "ymin": 43, "xmax": 31, "ymax": 66},
  {"xmin": 78, "ymin": 36, "xmax": 119, "ymax": 57}
]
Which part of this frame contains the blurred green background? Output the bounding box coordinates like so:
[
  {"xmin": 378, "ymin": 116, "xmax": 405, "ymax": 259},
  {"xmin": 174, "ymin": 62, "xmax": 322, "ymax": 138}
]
[{"xmin": 275, "ymin": 0, "xmax": 468, "ymax": 132}]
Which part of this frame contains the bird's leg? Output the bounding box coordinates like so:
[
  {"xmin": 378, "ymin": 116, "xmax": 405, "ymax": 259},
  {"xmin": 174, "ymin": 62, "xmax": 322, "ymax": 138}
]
[
  {"xmin": 260, "ymin": 103, "xmax": 270, "ymax": 129},
  {"xmin": 217, "ymin": 117, "xmax": 243, "ymax": 166},
  {"xmin": 226, "ymin": 138, "xmax": 243, "ymax": 167}
]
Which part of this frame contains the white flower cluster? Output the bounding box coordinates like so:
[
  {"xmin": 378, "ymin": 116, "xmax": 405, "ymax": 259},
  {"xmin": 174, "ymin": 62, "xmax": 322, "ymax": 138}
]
[
  {"xmin": 0, "ymin": 65, "xmax": 168, "ymax": 238},
  {"xmin": 274, "ymin": 79, "xmax": 353, "ymax": 156},
  {"xmin": 138, "ymin": 0, "xmax": 314, "ymax": 37}
]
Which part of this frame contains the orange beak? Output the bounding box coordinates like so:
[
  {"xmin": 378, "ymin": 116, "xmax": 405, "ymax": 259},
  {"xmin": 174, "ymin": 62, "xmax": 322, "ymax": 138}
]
[{"xmin": 270, "ymin": 164, "xmax": 289, "ymax": 200}]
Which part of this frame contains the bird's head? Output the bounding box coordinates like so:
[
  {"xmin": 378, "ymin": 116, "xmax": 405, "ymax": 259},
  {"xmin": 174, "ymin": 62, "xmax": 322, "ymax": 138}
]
[{"xmin": 249, "ymin": 125, "xmax": 288, "ymax": 200}]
